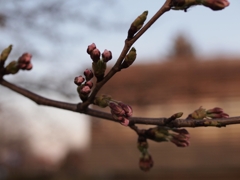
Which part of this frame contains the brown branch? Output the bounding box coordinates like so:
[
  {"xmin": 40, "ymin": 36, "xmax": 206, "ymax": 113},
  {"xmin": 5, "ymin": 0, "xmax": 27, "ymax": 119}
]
[{"xmin": 1, "ymin": 78, "xmax": 240, "ymax": 128}]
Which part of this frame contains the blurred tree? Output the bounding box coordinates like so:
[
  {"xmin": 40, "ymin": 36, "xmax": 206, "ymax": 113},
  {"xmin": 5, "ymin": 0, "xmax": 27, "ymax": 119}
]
[{"xmin": 169, "ymin": 33, "xmax": 195, "ymax": 61}]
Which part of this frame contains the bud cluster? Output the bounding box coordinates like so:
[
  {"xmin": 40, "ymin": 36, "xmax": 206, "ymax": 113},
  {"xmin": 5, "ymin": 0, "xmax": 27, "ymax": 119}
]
[
  {"xmin": 169, "ymin": 128, "xmax": 190, "ymax": 147},
  {"xmin": 145, "ymin": 127, "xmax": 190, "ymax": 147},
  {"xmin": 74, "ymin": 69, "xmax": 94, "ymax": 102},
  {"xmin": 137, "ymin": 136, "xmax": 153, "ymax": 171},
  {"xmin": 108, "ymin": 101, "xmax": 133, "ymax": 126},
  {"xmin": 87, "ymin": 43, "xmax": 112, "ymax": 82},
  {"xmin": 4, "ymin": 52, "xmax": 33, "ymax": 75},
  {"xmin": 17, "ymin": 53, "xmax": 33, "ymax": 70},
  {"xmin": 171, "ymin": 0, "xmax": 229, "ymax": 11},
  {"xmin": 187, "ymin": 106, "xmax": 229, "ymax": 119}
]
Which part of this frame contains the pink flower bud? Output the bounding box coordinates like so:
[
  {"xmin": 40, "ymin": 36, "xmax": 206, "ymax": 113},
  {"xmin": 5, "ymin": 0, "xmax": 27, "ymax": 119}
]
[
  {"xmin": 206, "ymin": 107, "xmax": 223, "ymax": 114},
  {"xmin": 206, "ymin": 107, "xmax": 229, "ymax": 119},
  {"xmin": 170, "ymin": 128, "xmax": 190, "ymax": 147},
  {"xmin": 102, "ymin": 49, "xmax": 112, "ymax": 62},
  {"xmin": 118, "ymin": 102, "xmax": 133, "ymax": 117},
  {"xmin": 120, "ymin": 118, "xmax": 130, "ymax": 126},
  {"xmin": 139, "ymin": 154, "xmax": 154, "ymax": 172},
  {"xmin": 80, "ymin": 85, "xmax": 91, "ymax": 95},
  {"xmin": 83, "ymin": 69, "xmax": 94, "ymax": 81},
  {"xmin": 87, "ymin": 43, "xmax": 96, "ymax": 54},
  {"xmin": 25, "ymin": 63, "xmax": 33, "ymax": 70},
  {"xmin": 85, "ymin": 81, "xmax": 93, "ymax": 89},
  {"xmin": 109, "ymin": 102, "xmax": 125, "ymax": 116},
  {"xmin": 74, "ymin": 76, "xmax": 85, "ymax": 86},
  {"xmin": 18, "ymin": 53, "xmax": 32, "ymax": 64},
  {"xmin": 90, "ymin": 48, "xmax": 101, "ymax": 62},
  {"xmin": 202, "ymin": 0, "xmax": 229, "ymax": 11}
]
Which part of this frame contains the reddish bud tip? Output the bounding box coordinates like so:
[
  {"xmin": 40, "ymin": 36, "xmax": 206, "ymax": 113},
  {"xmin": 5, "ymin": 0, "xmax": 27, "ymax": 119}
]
[
  {"xmin": 90, "ymin": 49, "xmax": 101, "ymax": 62},
  {"xmin": 102, "ymin": 49, "xmax": 112, "ymax": 62},
  {"xmin": 87, "ymin": 43, "xmax": 96, "ymax": 54},
  {"xmin": 80, "ymin": 85, "xmax": 91, "ymax": 95},
  {"xmin": 139, "ymin": 154, "xmax": 154, "ymax": 172},
  {"xmin": 74, "ymin": 76, "xmax": 85, "ymax": 86},
  {"xmin": 85, "ymin": 81, "xmax": 93, "ymax": 89},
  {"xmin": 84, "ymin": 69, "xmax": 94, "ymax": 81},
  {"xmin": 203, "ymin": 0, "xmax": 230, "ymax": 11}
]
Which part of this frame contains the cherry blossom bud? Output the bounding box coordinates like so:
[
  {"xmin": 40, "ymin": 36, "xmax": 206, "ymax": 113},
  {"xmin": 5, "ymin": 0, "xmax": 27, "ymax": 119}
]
[
  {"xmin": 120, "ymin": 118, "xmax": 130, "ymax": 126},
  {"xmin": 109, "ymin": 102, "xmax": 125, "ymax": 117},
  {"xmin": 87, "ymin": 43, "xmax": 96, "ymax": 54},
  {"xmin": 18, "ymin": 53, "xmax": 32, "ymax": 63},
  {"xmin": 118, "ymin": 102, "xmax": 133, "ymax": 117},
  {"xmin": 187, "ymin": 107, "xmax": 207, "ymax": 119},
  {"xmin": 0, "ymin": 45, "xmax": 12, "ymax": 63},
  {"xmin": 207, "ymin": 113, "xmax": 229, "ymax": 119},
  {"xmin": 90, "ymin": 48, "xmax": 101, "ymax": 63},
  {"xmin": 102, "ymin": 49, "xmax": 112, "ymax": 62},
  {"xmin": 85, "ymin": 81, "xmax": 93, "ymax": 89},
  {"xmin": 170, "ymin": 128, "xmax": 190, "ymax": 147},
  {"xmin": 94, "ymin": 95, "xmax": 112, "ymax": 108},
  {"xmin": 74, "ymin": 76, "xmax": 85, "ymax": 86},
  {"xmin": 25, "ymin": 63, "xmax": 33, "ymax": 70},
  {"xmin": 121, "ymin": 47, "xmax": 137, "ymax": 69},
  {"xmin": 206, "ymin": 107, "xmax": 229, "ymax": 119},
  {"xmin": 92, "ymin": 60, "xmax": 106, "ymax": 82},
  {"xmin": 139, "ymin": 154, "xmax": 154, "ymax": 172},
  {"xmin": 80, "ymin": 85, "xmax": 91, "ymax": 95},
  {"xmin": 202, "ymin": 0, "xmax": 229, "ymax": 11},
  {"xmin": 146, "ymin": 127, "xmax": 169, "ymax": 142},
  {"xmin": 83, "ymin": 69, "xmax": 94, "ymax": 81},
  {"xmin": 128, "ymin": 11, "xmax": 148, "ymax": 39},
  {"xmin": 206, "ymin": 107, "xmax": 223, "ymax": 114}
]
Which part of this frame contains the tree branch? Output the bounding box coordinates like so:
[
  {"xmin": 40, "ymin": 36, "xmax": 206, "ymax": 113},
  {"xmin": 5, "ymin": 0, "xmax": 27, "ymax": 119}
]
[{"xmin": 1, "ymin": 78, "xmax": 240, "ymax": 128}]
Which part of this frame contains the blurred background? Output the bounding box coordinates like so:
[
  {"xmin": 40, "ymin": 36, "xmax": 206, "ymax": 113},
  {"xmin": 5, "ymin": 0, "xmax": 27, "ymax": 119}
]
[{"xmin": 0, "ymin": 0, "xmax": 240, "ymax": 179}]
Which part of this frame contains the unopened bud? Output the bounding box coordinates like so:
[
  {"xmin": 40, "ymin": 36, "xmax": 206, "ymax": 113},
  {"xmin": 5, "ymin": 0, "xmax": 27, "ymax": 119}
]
[
  {"xmin": 0, "ymin": 45, "xmax": 12, "ymax": 62},
  {"xmin": 80, "ymin": 85, "xmax": 91, "ymax": 95},
  {"xmin": 118, "ymin": 102, "xmax": 133, "ymax": 117},
  {"xmin": 94, "ymin": 95, "xmax": 112, "ymax": 108},
  {"xmin": 79, "ymin": 85, "xmax": 91, "ymax": 102},
  {"xmin": 5, "ymin": 61, "xmax": 19, "ymax": 74},
  {"xmin": 128, "ymin": 11, "xmax": 148, "ymax": 39},
  {"xmin": 90, "ymin": 49, "xmax": 101, "ymax": 63},
  {"xmin": 170, "ymin": 128, "xmax": 190, "ymax": 147},
  {"xmin": 84, "ymin": 69, "xmax": 94, "ymax": 81},
  {"xmin": 74, "ymin": 76, "xmax": 85, "ymax": 86},
  {"xmin": 187, "ymin": 107, "xmax": 207, "ymax": 119},
  {"xmin": 202, "ymin": 0, "xmax": 229, "ymax": 11},
  {"xmin": 92, "ymin": 60, "xmax": 106, "ymax": 82},
  {"xmin": 87, "ymin": 43, "xmax": 96, "ymax": 54},
  {"xmin": 146, "ymin": 127, "xmax": 169, "ymax": 142},
  {"xmin": 25, "ymin": 63, "xmax": 33, "ymax": 70},
  {"xmin": 121, "ymin": 47, "xmax": 137, "ymax": 69},
  {"xmin": 18, "ymin": 53, "xmax": 32, "ymax": 64},
  {"xmin": 102, "ymin": 49, "xmax": 112, "ymax": 62},
  {"xmin": 139, "ymin": 154, "xmax": 154, "ymax": 172},
  {"xmin": 120, "ymin": 118, "xmax": 130, "ymax": 126},
  {"xmin": 109, "ymin": 102, "xmax": 125, "ymax": 117},
  {"xmin": 85, "ymin": 81, "xmax": 93, "ymax": 89}
]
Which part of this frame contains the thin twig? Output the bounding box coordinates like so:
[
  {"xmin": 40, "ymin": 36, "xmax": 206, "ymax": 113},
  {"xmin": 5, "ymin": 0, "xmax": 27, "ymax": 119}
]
[{"xmin": 1, "ymin": 78, "xmax": 240, "ymax": 128}]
